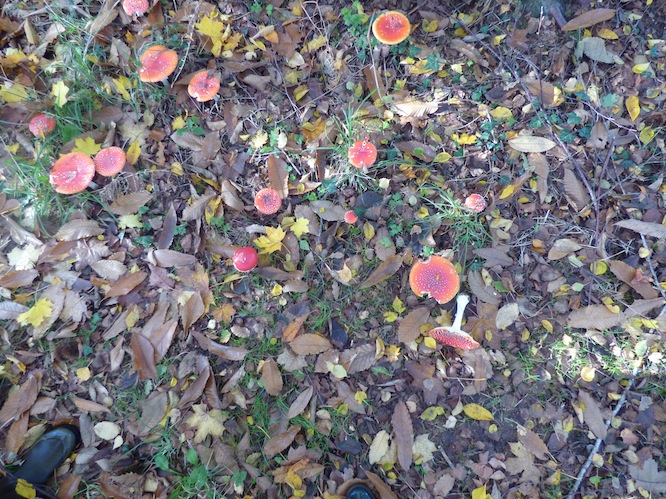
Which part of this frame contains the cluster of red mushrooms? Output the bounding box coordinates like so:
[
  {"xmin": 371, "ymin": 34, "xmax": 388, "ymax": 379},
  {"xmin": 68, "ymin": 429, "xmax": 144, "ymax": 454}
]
[{"xmin": 28, "ymin": 7, "xmax": 483, "ymax": 347}]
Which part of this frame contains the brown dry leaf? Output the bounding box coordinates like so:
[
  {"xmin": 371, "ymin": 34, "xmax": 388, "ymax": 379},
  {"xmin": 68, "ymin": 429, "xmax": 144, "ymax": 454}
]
[
  {"xmin": 131, "ymin": 332, "xmax": 157, "ymax": 381},
  {"xmin": 522, "ymin": 78, "xmax": 560, "ymax": 108},
  {"xmin": 398, "ymin": 307, "xmax": 430, "ymax": 343},
  {"xmin": 467, "ymin": 271, "xmax": 502, "ymax": 305},
  {"xmin": 264, "ymin": 425, "xmax": 300, "ymax": 457},
  {"xmin": 108, "ymin": 191, "xmax": 152, "ymax": 215},
  {"xmin": 191, "ymin": 330, "xmax": 248, "ymax": 361},
  {"xmin": 562, "ymin": 169, "xmax": 590, "ymax": 210},
  {"xmin": 495, "ymin": 302, "xmax": 520, "ymax": 329},
  {"xmin": 54, "ymin": 219, "xmax": 104, "ymax": 241},
  {"xmin": 267, "ymin": 154, "xmax": 289, "ymax": 198},
  {"xmin": 567, "ymin": 304, "xmax": 624, "ymax": 329},
  {"xmin": 150, "ymin": 249, "xmax": 197, "ymax": 267},
  {"xmin": 506, "ymin": 441, "xmax": 541, "ymax": 483},
  {"xmin": 145, "ymin": 320, "xmax": 177, "ymax": 364},
  {"xmin": 0, "ymin": 371, "xmax": 42, "ymax": 425},
  {"xmin": 91, "ymin": 260, "xmax": 127, "ymax": 281},
  {"xmin": 57, "ymin": 473, "xmax": 82, "ymax": 499},
  {"xmin": 71, "ymin": 396, "xmax": 111, "ymax": 413},
  {"xmin": 391, "ymin": 97, "xmax": 440, "ymax": 118},
  {"xmin": 157, "ymin": 203, "xmax": 177, "ymax": 250},
  {"xmin": 615, "ymin": 219, "xmax": 666, "ymax": 240},
  {"xmin": 289, "ymin": 333, "xmax": 332, "ymax": 355},
  {"xmin": 262, "ymin": 358, "xmax": 283, "ymax": 396},
  {"xmin": 33, "ymin": 282, "xmax": 66, "ymax": 340},
  {"xmin": 282, "ymin": 310, "xmax": 311, "ymax": 342},
  {"xmin": 187, "ymin": 404, "xmax": 227, "ymax": 443},
  {"xmin": 518, "ymin": 426, "xmax": 549, "ymax": 461},
  {"xmin": 608, "ymin": 260, "xmax": 658, "ymax": 299},
  {"xmin": 182, "ymin": 192, "xmax": 216, "ymax": 221},
  {"xmin": 391, "ymin": 401, "xmax": 413, "ymax": 471},
  {"xmin": 134, "ymin": 392, "xmax": 168, "ymax": 437},
  {"xmin": 343, "ymin": 344, "xmax": 377, "ymax": 374},
  {"xmin": 629, "ymin": 458, "xmax": 666, "ymax": 494},
  {"xmin": 0, "ymin": 269, "xmax": 39, "ymax": 289},
  {"xmin": 287, "ymin": 386, "xmax": 314, "ymax": 420},
  {"xmin": 466, "ymin": 302, "xmax": 499, "ymax": 345},
  {"xmin": 529, "ymin": 152, "xmax": 550, "ymax": 203},
  {"xmin": 309, "ymin": 200, "xmax": 347, "ymax": 221},
  {"xmin": 5, "ymin": 411, "xmax": 28, "ymax": 454},
  {"xmin": 105, "ymin": 271, "xmax": 147, "ymax": 297},
  {"xmin": 562, "ymin": 8, "xmax": 616, "ymax": 31},
  {"xmin": 364, "ymin": 470, "xmax": 399, "ymax": 499},
  {"xmin": 359, "ymin": 254, "xmax": 403, "ymax": 289},
  {"xmin": 181, "ymin": 292, "xmax": 205, "ymax": 331},
  {"xmin": 578, "ymin": 390, "xmax": 607, "ymax": 439},
  {"xmin": 507, "ymin": 136, "xmax": 556, "ymax": 153}
]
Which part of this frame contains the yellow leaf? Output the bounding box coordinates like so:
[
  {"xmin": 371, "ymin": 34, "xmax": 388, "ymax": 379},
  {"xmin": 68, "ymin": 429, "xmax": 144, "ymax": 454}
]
[
  {"xmin": 271, "ymin": 284, "xmax": 282, "ymax": 296},
  {"xmin": 625, "ymin": 95, "xmax": 640, "ymax": 121},
  {"xmin": 423, "ymin": 336, "xmax": 437, "ymax": 349},
  {"xmin": 363, "ymin": 222, "xmax": 375, "ymax": 241},
  {"xmin": 304, "ymin": 35, "xmax": 327, "ymax": 52},
  {"xmin": 172, "ymin": 115, "xmax": 186, "ymax": 130},
  {"xmin": 288, "ymin": 217, "xmax": 310, "ymax": 238},
  {"xmin": 118, "ymin": 214, "xmax": 142, "ymax": 229},
  {"xmin": 73, "ymin": 137, "xmax": 101, "ymax": 156},
  {"xmin": 293, "ymin": 85, "xmax": 309, "ymax": 101},
  {"xmin": 17, "ymin": 298, "xmax": 53, "ymax": 327},
  {"xmin": 51, "ymin": 80, "xmax": 70, "ymax": 107},
  {"xmin": 541, "ymin": 319, "xmax": 553, "ymax": 333},
  {"xmin": 452, "ymin": 133, "xmax": 477, "ymax": 145},
  {"xmin": 0, "ymin": 82, "xmax": 30, "ymax": 103},
  {"xmin": 422, "ymin": 19, "xmax": 438, "ymax": 33},
  {"xmin": 4, "ymin": 142, "xmax": 20, "ymax": 155},
  {"xmin": 205, "ymin": 197, "xmax": 222, "ymax": 224},
  {"xmin": 15, "ymin": 479, "xmax": 36, "ymax": 499},
  {"xmin": 493, "ymin": 34, "xmax": 506, "ymax": 45},
  {"xmin": 490, "ymin": 106, "xmax": 513, "ymax": 120},
  {"xmin": 433, "ymin": 151, "xmax": 452, "ymax": 162},
  {"xmin": 598, "ymin": 28, "xmax": 618, "ymax": 39},
  {"xmin": 416, "ymin": 206, "xmax": 429, "ymax": 219},
  {"xmin": 580, "ymin": 366, "xmax": 595, "ymax": 382},
  {"xmin": 254, "ymin": 226, "xmax": 286, "ymax": 254},
  {"xmin": 639, "ymin": 126, "xmax": 655, "ymax": 144},
  {"xmin": 195, "ymin": 12, "xmax": 232, "ymax": 57},
  {"xmin": 250, "ymin": 129, "xmax": 268, "ymax": 149},
  {"xmin": 76, "ymin": 367, "xmax": 91, "ymax": 382},
  {"xmin": 392, "ymin": 296, "xmax": 406, "ymax": 314},
  {"xmin": 590, "ymin": 260, "xmax": 608, "ymax": 275},
  {"xmin": 420, "ymin": 406, "xmax": 445, "ymax": 421},
  {"xmin": 471, "ymin": 485, "xmax": 489, "ymax": 499},
  {"xmin": 112, "ymin": 75, "xmax": 133, "ymax": 100},
  {"xmin": 384, "ymin": 344, "xmax": 401, "ymax": 362},
  {"xmin": 383, "ymin": 311, "xmax": 399, "ymax": 323},
  {"xmin": 463, "ymin": 403, "xmax": 494, "ymax": 421},
  {"xmin": 499, "ymin": 184, "xmax": 515, "ymax": 199},
  {"xmin": 126, "ymin": 141, "xmax": 141, "ymax": 165},
  {"xmin": 354, "ymin": 391, "xmax": 367, "ymax": 405},
  {"xmin": 186, "ymin": 404, "xmax": 227, "ymax": 443},
  {"xmin": 632, "ymin": 62, "xmax": 650, "ymax": 74},
  {"xmin": 301, "ymin": 117, "xmax": 326, "ymax": 144}
]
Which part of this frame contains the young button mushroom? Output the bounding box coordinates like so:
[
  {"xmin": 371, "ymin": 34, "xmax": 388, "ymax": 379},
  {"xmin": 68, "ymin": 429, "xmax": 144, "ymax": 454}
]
[
  {"xmin": 348, "ymin": 140, "xmax": 377, "ymax": 168},
  {"xmin": 29, "ymin": 113, "xmax": 56, "ymax": 138},
  {"xmin": 122, "ymin": 0, "xmax": 149, "ymax": 16},
  {"xmin": 94, "ymin": 146, "xmax": 126, "ymax": 176},
  {"xmin": 372, "ymin": 11, "xmax": 411, "ymax": 45},
  {"xmin": 49, "ymin": 152, "xmax": 96, "ymax": 194},
  {"xmin": 344, "ymin": 210, "xmax": 358, "ymax": 224},
  {"xmin": 429, "ymin": 293, "xmax": 480, "ymax": 350},
  {"xmin": 464, "ymin": 193, "xmax": 486, "ymax": 213},
  {"xmin": 409, "ymin": 255, "xmax": 460, "ymax": 304},
  {"xmin": 232, "ymin": 246, "xmax": 258, "ymax": 272},
  {"xmin": 138, "ymin": 45, "xmax": 178, "ymax": 83},
  {"xmin": 254, "ymin": 188, "xmax": 282, "ymax": 215},
  {"xmin": 188, "ymin": 71, "xmax": 220, "ymax": 102}
]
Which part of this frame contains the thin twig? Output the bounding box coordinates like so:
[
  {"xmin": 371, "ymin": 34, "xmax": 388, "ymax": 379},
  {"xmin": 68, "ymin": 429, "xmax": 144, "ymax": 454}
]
[{"xmin": 564, "ymin": 365, "xmax": 638, "ymax": 499}]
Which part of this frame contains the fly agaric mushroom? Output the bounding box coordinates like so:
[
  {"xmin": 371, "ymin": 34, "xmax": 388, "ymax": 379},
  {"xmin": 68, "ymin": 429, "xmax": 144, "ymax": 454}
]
[
  {"xmin": 429, "ymin": 294, "xmax": 480, "ymax": 349},
  {"xmin": 94, "ymin": 146, "xmax": 126, "ymax": 176},
  {"xmin": 138, "ymin": 45, "xmax": 178, "ymax": 83},
  {"xmin": 49, "ymin": 152, "xmax": 96, "ymax": 194},
  {"xmin": 122, "ymin": 0, "xmax": 149, "ymax": 16},
  {"xmin": 348, "ymin": 140, "xmax": 377, "ymax": 168},
  {"xmin": 344, "ymin": 210, "xmax": 358, "ymax": 224},
  {"xmin": 372, "ymin": 11, "xmax": 411, "ymax": 45},
  {"xmin": 188, "ymin": 71, "xmax": 220, "ymax": 102},
  {"xmin": 29, "ymin": 113, "xmax": 56, "ymax": 138},
  {"xmin": 254, "ymin": 188, "xmax": 282, "ymax": 215},
  {"xmin": 409, "ymin": 255, "xmax": 460, "ymax": 304},
  {"xmin": 464, "ymin": 193, "xmax": 486, "ymax": 213},
  {"xmin": 232, "ymin": 246, "xmax": 259, "ymax": 272}
]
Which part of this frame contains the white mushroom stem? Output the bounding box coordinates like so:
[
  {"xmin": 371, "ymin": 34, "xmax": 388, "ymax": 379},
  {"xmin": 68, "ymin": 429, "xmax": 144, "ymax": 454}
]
[{"xmin": 451, "ymin": 293, "xmax": 470, "ymax": 332}]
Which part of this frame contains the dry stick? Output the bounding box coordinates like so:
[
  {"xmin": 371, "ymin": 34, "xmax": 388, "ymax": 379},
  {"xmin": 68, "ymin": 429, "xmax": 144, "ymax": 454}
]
[{"xmin": 564, "ymin": 365, "xmax": 638, "ymax": 499}]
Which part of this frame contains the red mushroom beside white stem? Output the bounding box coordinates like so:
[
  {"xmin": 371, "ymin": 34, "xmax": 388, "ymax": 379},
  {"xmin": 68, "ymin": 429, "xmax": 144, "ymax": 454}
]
[{"xmin": 428, "ymin": 293, "xmax": 480, "ymax": 350}]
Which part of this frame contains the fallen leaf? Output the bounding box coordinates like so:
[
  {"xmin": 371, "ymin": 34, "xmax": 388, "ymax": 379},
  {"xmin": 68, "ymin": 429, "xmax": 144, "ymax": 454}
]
[
  {"xmin": 392, "ymin": 401, "xmax": 413, "ymax": 470},
  {"xmin": 562, "ymin": 8, "xmax": 616, "ymax": 31},
  {"xmin": 578, "ymin": 390, "xmax": 607, "ymax": 439},
  {"xmin": 262, "ymin": 358, "xmax": 283, "ymax": 396},
  {"xmin": 463, "ymin": 403, "xmax": 495, "ymax": 421},
  {"xmin": 508, "ymin": 136, "xmax": 556, "ymax": 153},
  {"xmin": 289, "ymin": 333, "xmax": 332, "ymax": 355},
  {"xmin": 0, "ymin": 372, "xmax": 41, "ymax": 425},
  {"xmin": 369, "ymin": 430, "xmax": 390, "ymax": 465},
  {"xmin": 187, "ymin": 404, "xmax": 227, "ymax": 443},
  {"xmin": 359, "ymin": 254, "xmax": 403, "ymax": 289},
  {"xmin": 398, "ymin": 307, "xmax": 430, "ymax": 343},
  {"xmin": 629, "ymin": 458, "xmax": 666, "ymax": 493},
  {"xmin": 287, "ymin": 386, "xmax": 313, "ymax": 420},
  {"xmin": 264, "ymin": 425, "xmax": 300, "ymax": 457}
]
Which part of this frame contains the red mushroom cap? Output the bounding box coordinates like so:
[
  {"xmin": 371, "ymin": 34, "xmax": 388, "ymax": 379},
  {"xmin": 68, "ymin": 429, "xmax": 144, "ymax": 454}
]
[
  {"xmin": 464, "ymin": 193, "xmax": 486, "ymax": 213},
  {"xmin": 372, "ymin": 11, "xmax": 411, "ymax": 45},
  {"xmin": 344, "ymin": 210, "xmax": 358, "ymax": 224},
  {"xmin": 348, "ymin": 140, "xmax": 377, "ymax": 168},
  {"xmin": 409, "ymin": 255, "xmax": 460, "ymax": 304},
  {"xmin": 122, "ymin": 0, "xmax": 149, "ymax": 16},
  {"xmin": 29, "ymin": 113, "xmax": 56, "ymax": 138},
  {"xmin": 429, "ymin": 327, "xmax": 480, "ymax": 350},
  {"xmin": 188, "ymin": 71, "xmax": 221, "ymax": 102},
  {"xmin": 138, "ymin": 45, "xmax": 178, "ymax": 83},
  {"xmin": 254, "ymin": 188, "xmax": 282, "ymax": 215},
  {"xmin": 49, "ymin": 152, "xmax": 95, "ymax": 194},
  {"xmin": 94, "ymin": 146, "xmax": 126, "ymax": 177},
  {"xmin": 232, "ymin": 246, "xmax": 259, "ymax": 272}
]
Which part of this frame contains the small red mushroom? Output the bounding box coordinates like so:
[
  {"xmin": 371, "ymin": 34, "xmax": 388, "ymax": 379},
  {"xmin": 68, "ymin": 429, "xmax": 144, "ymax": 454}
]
[
  {"xmin": 464, "ymin": 193, "xmax": 486, "ymax": 213},
  {"xmin": 344, "ymin": 210, "xmax": 358, "ymax": 224},
  {"xmin": 94, "ymin": 146, "xmax": 126, "ymax": 177},
  {"xmin": 348, "ymin": 140, "xmax": 377, "ymax": 168},
  {"xmin": 409, "ymin": 255, "xmax": 460, "ymax": 304},
  {"xmin": 428, "ymin": 294, "xmax": 480, "ymax": 350},
  {"xmin": 29, "ymin": 113, "xmax": 56, "ymax": 138},
  {"xmin": 138, "ymin": 45, "xmax": 178, "ymax": 83},
  {"xmin": 372, "ymin": 11, "xmax": 411, "ymax": 45},
  {"xmin": 254, "ymin": 188, "xmax": 282, "ymax": 215},
  {"xmin": 188, "ymin": 71, "xmax": 220, "ymax": 102},
  {"xmin": 122, "ymin": 0, "xmax": 149, "ymax": 16},
  {"xmin": 232, "ymin": 246, "xmax": 259, "ymax": 272},
  {"xmin": 49, "ymin": 152, "xmax": 96, "ymax": 194}
]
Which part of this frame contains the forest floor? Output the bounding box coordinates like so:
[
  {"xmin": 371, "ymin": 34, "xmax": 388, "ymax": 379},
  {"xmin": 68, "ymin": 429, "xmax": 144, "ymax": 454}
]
[{"xmin": 1, "ymin": 0, "xmax": 666, "ymax": 498}]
